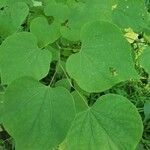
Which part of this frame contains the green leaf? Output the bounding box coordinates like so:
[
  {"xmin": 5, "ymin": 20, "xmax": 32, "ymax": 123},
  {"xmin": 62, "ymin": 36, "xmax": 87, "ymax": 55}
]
[
  {"xmin": 112, "ymin": 0, "xmax": 148, "ymax": 32},
  {"xmin": 55, "ymin": 79, "xmax": 71, "ymax": 91},
  {"xmin": 44, "ymin": 0, "xmax": 69, "ymax": 23},
  {"xmin": 3, "ymin": 77, "xmax": 75, "ymax": 150},
  {"xmin": 0, "ymin": 0, "xmax": 33, "ymax": 7},
  {"xmin": 71, "ymin": 91, "xmax": 88, "ymax": 113},
  {"xmin": 0, "ymin": 2, "xmax": 29, "ymax": 38},
  {"xmin": 139, "ymin": 47, "xmax": 150, "ymax": 74},
  {"xmin": 66, "ymin": 21, "xmax": 138, "ymax": 92},
  {"xmin": 0, "ymin": 32, "xmax": 52, "ymax": 84},
  {"xmin": 30, "ymin": 17, "xmax": 61, "ymax": 48},
  {"xmin": 65, "ymin": 94, "xmax": 143, "ymax": 150},
  {"xmin": 61, "ymin": 0, "xmax": 112, "ymax": 41},
  {"xmin": 0, "ymin": 93, "xmax": 4, "ymax": 124},
  {"xmin": 144, "ymin": 101, "xmax": 150, "ymax": 120},
  {"xmin": 46, "ymin": 45, "xmax": 60, "ymax": 61},
  {"xmin": 7, "ymin": 0, "xmax": 33, "ymax": 5}
]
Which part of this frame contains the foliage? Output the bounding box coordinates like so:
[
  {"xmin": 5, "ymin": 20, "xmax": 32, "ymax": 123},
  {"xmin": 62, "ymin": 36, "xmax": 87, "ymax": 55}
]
[{"xmin": 0, "ymin": 0, "xmax": 150, "ymax": 150}]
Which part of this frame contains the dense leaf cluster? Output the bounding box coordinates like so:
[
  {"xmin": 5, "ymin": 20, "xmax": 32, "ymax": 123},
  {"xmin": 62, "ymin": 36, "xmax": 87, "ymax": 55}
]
[{"xmin": 0, "ymin": 0, "xmax": 150, "ymax": 150}]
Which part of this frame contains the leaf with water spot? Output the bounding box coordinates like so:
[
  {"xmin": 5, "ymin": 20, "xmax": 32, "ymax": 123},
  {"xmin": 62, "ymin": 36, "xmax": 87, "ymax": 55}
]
[{"xmin": 66, "ymin": 21, "xmax": 138, "ymax": 92}]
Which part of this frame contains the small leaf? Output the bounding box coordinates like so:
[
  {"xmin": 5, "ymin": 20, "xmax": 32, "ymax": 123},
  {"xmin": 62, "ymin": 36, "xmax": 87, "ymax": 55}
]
[
  {"xmin": 30, "ymin": 17, "xmax": 60, "ymax": 48},
  {"xmin": 66, "ymin": 21, "xmax": 138, "ymax": 92},
  {"xmin": 0, "ymin": 32, "xmax": 52, "ymax": 84},
  {"xmin": 65, "ymin": 94, "xmax": 143, "ymax": 150},
  {"xmin": 3, "ymin": 77, "xmax": 75, "ymax": 150},
  {"xmin": 44, "ymin": 0, "xmax": 69, "ymax": 23},
  {"xmin": 139, "ymin": 47, "xmax": 150, "ymax": 74}
]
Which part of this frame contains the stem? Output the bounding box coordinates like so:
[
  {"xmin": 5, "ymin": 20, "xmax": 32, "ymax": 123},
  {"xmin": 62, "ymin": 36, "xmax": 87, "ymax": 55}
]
[{"xmin": 59, "ymin": 63, "xmax": 89, "ymax": 108}]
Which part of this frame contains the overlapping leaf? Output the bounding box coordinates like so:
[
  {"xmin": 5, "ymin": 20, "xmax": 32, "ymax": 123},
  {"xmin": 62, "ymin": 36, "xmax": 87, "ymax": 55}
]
[
  {"xmin": 71, "ymin": 91, "xmax": 88, "ymax": 113},
  {"xmin": 3, "ymin": 77, "xmax": 75, "ymax": 150},
  {"xmin": 66, "ymin": 21, "xmax": 138, "ymax": 92},
  {"xmin": 0, "ymin": 32, "xmax": 52, "ymax": 84},
  {"xmin": 64, "ymin": 94, "xmax": 143, "ymax": 150},
  {"xmin": 61, "ymin": 0, "xmax": 112, "ymax": 41}
]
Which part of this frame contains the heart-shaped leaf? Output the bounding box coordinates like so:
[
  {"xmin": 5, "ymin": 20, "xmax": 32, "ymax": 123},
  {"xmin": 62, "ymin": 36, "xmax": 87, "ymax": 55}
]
[
  {"xmin": 0, "ymin": 32, "xmax": 52, "ymax": 84},
  {"xmin": 66, "ymin": 21, "xmax": 138, "ymax": 92},
  {"xmin": 3, "ymin": 77, "xmax": 75, "ymax": 150},
  {"xmin": 64, "ymin": 94, "xmax": 143, "ymax": 150},
  {"xmin": 30, "ymin": 17, "xmax": 61, "ymax": 48}
]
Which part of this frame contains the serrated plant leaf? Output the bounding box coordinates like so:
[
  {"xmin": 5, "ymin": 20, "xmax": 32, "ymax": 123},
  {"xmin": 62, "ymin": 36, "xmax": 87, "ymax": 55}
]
[
  {"xmin": 30, "ymin": 17, "xmax": 60, "ymax": 48},
  {"xmin": 3, "ymin": 77, "xmax": 75, "ymax": 150},
  {"xmin": 0, "ymin": 2, "xmax": 29, "ymax": 38},
  {"xmin": 65, "ymin": 94, "xmax": 143, "ymax": 150},
  {"xmin": 0, "ymin": 32, "xmax": 52, "ymax": 84},
  {"xmin": 66, "ymin": 21, "xmax": 138, "ymax": 92}
]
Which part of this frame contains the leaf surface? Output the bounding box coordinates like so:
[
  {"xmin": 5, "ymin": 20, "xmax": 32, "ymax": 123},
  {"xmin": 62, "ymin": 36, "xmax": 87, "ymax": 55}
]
[
  {"xmin": 30, "ymin": 17, "xmax": 61, "ymax": 48},
  {"xmin": 139, "ymin": 47, "xmax": 150, "ymax": 74},
  {"xmin": 0, "ymin": 32, "xmax": 52, "ymax": 84},
  {"xmin": 144, "ymin": 101, "xmax": 150, "ymax": 121},
  {"xmin": 44, "ymin": 0, "xmax": 69, "ymax": 23},
  {"xmin": 112, "ymin": 0, "xmax": 148, "ymax": 31},
  {"xmin": 3, "ymin": 77, "xmax": 75, "ymax": 150},
  {"xmin": 66, "ymin": 21, "xmax": 138, "ymax": 92},
  {"xmin": 61, "ymin": 0, "xmax": 112, "ymax": 41},
  {"xmin": 0, "ymin": 92, "xmax": 4, "ymax": 123},
  {"xmin": 0, "ymin": 2, "xmax": 29, "ymax": 38},
  {"xmin": 65, "ymin": 94, "xmax": 143, "ymax": 150},
  {"xmin": 71, "ymin": 91, "xmax": 88, "ymax": 113}
]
